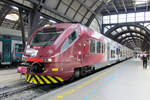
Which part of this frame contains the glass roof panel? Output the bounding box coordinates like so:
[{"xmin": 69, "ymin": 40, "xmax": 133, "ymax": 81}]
[
  {"xmin": 141, "ymin": 36, "xmax": 144, "ymax": 38},
  {"xmin": 127, "ymin": 13, "xmax": 135, "ymax": 22},
  {"xmin": 118, "ymin": 36, "xmax": 122, "ymax": 39},
  {"xmin": 111, "ymin": 15, "xmax": 117, "ymax": 23},
  {"xmin": 136, "ymin": 12, "xmax": 144, "ymax": 21},
  {"xmin": 122, "ymin": 34, "xmax": 126, "ymax": 37},
  {"xmin": 125, "ymin": 38, "xmax": 129, "ymax": 40},
  {"xmin": 145, "ymin": 12, "xmax": 150, "ymax": 21},
  {"xmin": 144, "ymin": 23, "xmax": 150, "ymax": 26},
  {"xmin": 122, "ymin": 26, "xmax": 127, "ymax": 31},
  {"xmin": 137, "ymin": 34, "xmax": 140, "ymax": 36},
  {"xmin": 132, "ymin": 33, "xmax": 136, "ymax": 35},
  {"xmin": 103, "ymin": 16, "xmax": 110, "ymax": 24},
  {"xmin": 130, "ymin": 26, "xmax": 135, "ymax": 30},
  {"xmin": 111, "ymin": 31, "xmax": 117, "ymax": 35},
  {"xmin": 118, "ymin": 14, "xmax": 126, "ymax": 23},
  {"xmin": 129, "ymin": 37, "xmax": 132, "ymax": 39},
  {"xmin": 116, "ymin": 28, "xmax": 122, "ymax": 32},
  {"xmin": 136, "ymin": 27, "xmax": 140, "ymax": 31},
  {"xmin": 147, "ymin": 25, "xmax": 150, "ymax": 30},
  {"xmin": 126, "ymin": 33, "xmax": 130, "ymax": 36},
  {"xmin": 141, "ymin": 30, "xmax": 146, "ymax": 34}
]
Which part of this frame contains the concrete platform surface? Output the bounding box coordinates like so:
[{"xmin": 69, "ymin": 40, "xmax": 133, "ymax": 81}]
[
  {"xmin": 0, "ymin": 68, "xmax": 22, "ymax": 86},
  {"xmin": 35, "ymin": 59, "xmax": 150, "ymax": 100}
]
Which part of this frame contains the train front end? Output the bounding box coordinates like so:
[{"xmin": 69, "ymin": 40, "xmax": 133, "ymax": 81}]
[{"xmin": 18, "ymin": 24, "xmax": 70, "ymax": 84}]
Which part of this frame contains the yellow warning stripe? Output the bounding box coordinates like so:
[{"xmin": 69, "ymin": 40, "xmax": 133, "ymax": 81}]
[
  {"xmin": 41, "ymin": 76, "xmax": 51, "ymax": 84},
  {"xmin": 27, "ymin": 74, "xmax": 31, "ymax": 82},
  {"xmin": 25, "ymin": 74, "xmax": 27, "ymax": 80},
  {"xmin": 30, "ymin": 77, "xmax": 37, "ymax": 84},
  {"xmin": 55, "ymin": 76, "xmax": 64, "ymax": 82},
  {"xmin": 47, "ymin": 76, "xmax": 58, "ymax": 83},
  {"xmin": 35, "ymin": 75, "xmax": 44, "ymax": 84}
]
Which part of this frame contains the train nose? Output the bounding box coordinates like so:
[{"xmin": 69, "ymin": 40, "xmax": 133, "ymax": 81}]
[{"xmin": 31, "ymin": 63, "xmax": 45, "ymax": 73}]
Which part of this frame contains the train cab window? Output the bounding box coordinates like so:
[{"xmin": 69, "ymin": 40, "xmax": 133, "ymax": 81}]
[
  {"xmin": 61, "ymin": 30, "xmax": 78, "ymax": 52},
  {"xmin": 30, "ymin": 27, "xmax": 64, "ymax": 46},
  {"xmin": 90, "ymin": 39, "xmax": 95, "ymax": 53},
  {"xmin": 97, "ymin": 42, "xmax": 100, "ymax": 53}
]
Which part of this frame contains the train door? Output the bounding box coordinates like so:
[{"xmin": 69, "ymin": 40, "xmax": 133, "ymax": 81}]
[
  {"xmin": 107, "ymin": 42, "xmax": 110, "ymax": 61},
  {"xmin": 2, "ymin": 40, "xmax": 11, "ymax": 64}
]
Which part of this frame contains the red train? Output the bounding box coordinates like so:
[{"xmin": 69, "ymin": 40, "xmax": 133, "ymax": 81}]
[{"xmin": 18, "ymin": 23, "xmax": 133, "ymax": 84}]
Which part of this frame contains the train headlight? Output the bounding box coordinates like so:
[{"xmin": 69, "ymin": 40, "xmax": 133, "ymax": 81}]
[
  {"xmin": 26, "ymin": 48, "xmax": 38, "ymax": 57},
  {"xmin": 48, "ymin": 58, "xmax": 52, "ymax": 62}
]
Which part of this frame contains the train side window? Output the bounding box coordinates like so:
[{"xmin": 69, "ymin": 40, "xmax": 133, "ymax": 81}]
[
  {"xmin": 103, "ymin": 43, "xmax": 105, "ymax": 53},
  {"xmin": 97, "ymin": 41, "xmax": 100, "ymax": 53},
  {"xmin": 68, "ymin": 31, "xmax": 78, "ymax": 44},
  {"xmin": 90, "ymin": 39, "xmax": 95, "ymax": 53},
  {"xmin": 61, "ymin": 30, "xmax": 78, "ymax": 52},
  {"xmin": 111, "ymin": 50, "xmax": 115, "ymax": 58},
  {"xmin": 100, "ymin": 42, "xmax": 102, "ymax": 53},
  {"xmin": 102, "ymin": 43, "xmax": 103, "ymax": 53}
]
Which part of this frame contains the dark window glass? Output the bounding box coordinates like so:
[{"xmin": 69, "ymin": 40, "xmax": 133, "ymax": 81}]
[
  {"xmin": 68, "ymin": 31, "xmax": 77, "ymax": 44},
  {"xmin": 30, "ymin": 27, "xmax": 64, "ymax": 45},
  {"xmin": 5, "ymin": 42, "xmax": 9, "ymax": 52},
  {"xmin": 97, "ymin": 42, "xmax": 100, "ymax": 53},
  {"xmin": 111, "ymin": 50, "xmax": 115, "ymax": 58},
  {"xmin": 103, "ymin": 43, "xmax": 105, "ymax": 53},
  {"xmin": 90, "ymin": 39, "xmax": 95, "ymax": 53},
  {"xmin": 15, "ymin": 44, "xmax": 24, "ymax": 52},
  {"xmin": 61, "ymin": 31, "xmax": 78, "ymax": 52},
  {"xmin": 100, "ymin": 42, "xmax": 102, "ymax": 53},
  {"xmin": 102, "ymin": 43, "xmax": 104, "ymax": 53}
]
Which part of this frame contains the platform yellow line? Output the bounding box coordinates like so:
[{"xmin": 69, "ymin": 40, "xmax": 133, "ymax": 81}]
[{"xmin": 52, "ymin": 66, "xmax": 121, "ymax": 100}]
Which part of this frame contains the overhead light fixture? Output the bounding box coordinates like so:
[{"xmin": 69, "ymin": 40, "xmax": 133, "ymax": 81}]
[
  {"xmin": 135, "ymin": 0, "xmax": 147, "ymax": 5},
  {"xmin": 49, "ymin": 20, "xmax": 56, "ymax": 23},
  {"xmin": 11, "ymin": 6, "xmax": 18, "ymax": 10},
  {"xmin": 5, "ymin": 13, "xmax": 19, "ymax": 21},
  {"xmin": 40, "ymin": 16, "xmax": 44, "ymax": 19}
]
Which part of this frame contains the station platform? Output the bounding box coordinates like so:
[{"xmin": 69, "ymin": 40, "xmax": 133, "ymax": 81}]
[{"xmin": 35, "ymin": 58, "xmax": 150, "ymax": 100}]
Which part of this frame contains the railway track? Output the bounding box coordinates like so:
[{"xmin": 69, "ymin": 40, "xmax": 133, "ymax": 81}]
[{"xmin": 0, "ymin": 84, "xmax": 40, "ymax": 98}]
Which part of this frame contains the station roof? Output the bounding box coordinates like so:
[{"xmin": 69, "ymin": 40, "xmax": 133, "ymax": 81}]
[
  {"xmin": 0, "ymin": 0, "xmax": 150, "ymax": 51},
  {"xmin": 102, "ymin": 0, "xmax": 150, "ymax": 15},
  {"xmin": 0, "ymin": 0, "xmax": 105, "ymax": 30}
]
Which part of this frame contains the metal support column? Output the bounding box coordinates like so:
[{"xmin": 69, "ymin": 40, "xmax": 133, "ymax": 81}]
[
  {"xmin": 19, "ymin": 8, "xmax": 26, "ymax": 49},
  {"xmin": 28, "ymin": 6, "xmax": 40, "ymax": 38}
]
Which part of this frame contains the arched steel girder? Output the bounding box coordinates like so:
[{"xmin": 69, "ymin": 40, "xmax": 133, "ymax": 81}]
[
  {"xmin": 120, "ymin": 36, "xmax": 149, "ymax": 49},
  {"xmin": 112, "ymin": 29, "xmax": 150, "ymax": 50},
  {"xmin": 105, "ymin": 23, "xmax": 150, "ymax": 38},
  {"xmin": 122, "ymin": 38, "xmax": 149, "ymax": 50},
  {"xmin": 113, "ymin": 30, "xmax": 149, "ymax": 40},
  {"xmin": 116, "ymin": 31, "xmax": 150, "ymax": 43},
  {"xmin": 119, "ymin": 35, "xmax": 145, "ymax": 43},
  {"xmin": 86, "ymin": 0, "xmax": 114, "ymax": 26}
]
